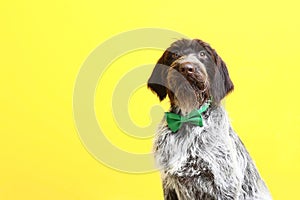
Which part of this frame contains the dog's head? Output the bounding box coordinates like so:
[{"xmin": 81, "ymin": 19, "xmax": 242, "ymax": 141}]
[{"xmin": 148, "ymin": 39, "xmax": 234, "ymax": 113}]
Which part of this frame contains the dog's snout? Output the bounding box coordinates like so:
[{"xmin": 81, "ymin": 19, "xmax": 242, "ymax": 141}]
[{"xmin": 179, "ymin": 63, "xmax": 195, "ymax": 75}]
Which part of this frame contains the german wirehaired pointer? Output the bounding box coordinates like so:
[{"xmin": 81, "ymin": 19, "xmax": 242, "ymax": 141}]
[{"xmin": 147, "ymin": 39, "xmax": 271, "ymax": 200}]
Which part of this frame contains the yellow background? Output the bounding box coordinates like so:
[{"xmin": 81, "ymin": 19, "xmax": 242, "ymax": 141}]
[{"xmin": 1, "ymin": 0, "xmax": 300, "ymax": 199}]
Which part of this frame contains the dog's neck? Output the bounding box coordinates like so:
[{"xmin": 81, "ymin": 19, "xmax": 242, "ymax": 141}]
[{"xmin": 170, "ymin": 96, "xmax": 212, "ymax": 116}]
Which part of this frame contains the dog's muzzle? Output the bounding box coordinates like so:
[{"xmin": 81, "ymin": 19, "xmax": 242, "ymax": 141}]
[{"xmin": 171, "ymin": 55, "xmax": 206, "ymax": 78}]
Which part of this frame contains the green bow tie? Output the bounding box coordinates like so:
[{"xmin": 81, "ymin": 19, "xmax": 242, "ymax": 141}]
[{"xmin": 165, "ymin": 102, "xmax": 210, "ymax": 133}]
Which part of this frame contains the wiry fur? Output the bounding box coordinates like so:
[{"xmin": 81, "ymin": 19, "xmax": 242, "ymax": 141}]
[{"xmin": 148, "ymin": 39, "xmax": 271, "ymax": 200}]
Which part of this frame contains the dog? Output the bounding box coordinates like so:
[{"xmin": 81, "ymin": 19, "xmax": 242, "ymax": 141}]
[{"xmin": 147, "ymin": 39, "xmax": 272, "ymax": 200}]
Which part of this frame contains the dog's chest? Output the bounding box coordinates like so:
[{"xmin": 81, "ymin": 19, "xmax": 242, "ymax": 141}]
[
  {"xmin": 156, "ymin": 126, "xmax": 210, "ymax": 174},
  {"xmin": 154, "ymin": 108, "xmax": 237, "ymax": 177}
]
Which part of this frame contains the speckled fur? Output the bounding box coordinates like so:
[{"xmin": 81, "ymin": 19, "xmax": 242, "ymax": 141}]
[
  {"xmin": 148, "ymin": 39, "xmax": 272, "ymax": 200},
  {"xmin": 154, "ymin": 106, "xmax": 271, "ymax": 200}
]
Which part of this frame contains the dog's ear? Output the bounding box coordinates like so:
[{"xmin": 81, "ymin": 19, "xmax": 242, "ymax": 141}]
[
  {"xmin": 211, "ymin": 55, "xmax": 234, "ymax": 103},
  {"xmin": 147, "ymin": 51, "xmax": 170, "ymax": 101},
  {"xmin": 195, "ymin": 39, "xmax": 234, "ymax": 103}
]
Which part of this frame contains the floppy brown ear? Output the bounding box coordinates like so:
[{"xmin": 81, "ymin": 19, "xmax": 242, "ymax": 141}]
[
  {"xmin": 195, "ymin": 39, "xmax": 234, "ymax": 103},
  {"xmin": 147, "ymin": 51, "xmax": 170, "ymax": 101},
  {"xmin": 210, "ymin": 56, "xmax": 234, "ymax": 103}
]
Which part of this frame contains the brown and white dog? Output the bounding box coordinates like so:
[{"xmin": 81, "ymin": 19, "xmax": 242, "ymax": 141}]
[{"xmin": 148, "ymin": 39, "xmax": 271, "ymax": 200}]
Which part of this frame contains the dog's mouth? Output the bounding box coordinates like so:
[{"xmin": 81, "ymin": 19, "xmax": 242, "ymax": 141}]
[{"xmin": 167, "ymin": 65, "xmax": 210, "ymax": 114}]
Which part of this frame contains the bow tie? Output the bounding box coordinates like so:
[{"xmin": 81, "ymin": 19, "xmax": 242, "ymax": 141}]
[{"xmin": 165, "ymin": 102, "xmax": 210, "ymax": 133}]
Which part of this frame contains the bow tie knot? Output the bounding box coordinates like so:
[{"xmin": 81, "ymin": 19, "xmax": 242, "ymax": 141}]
[{"xmin": 165, "ymin": 102, "xmax": 210, "ymax": 133}]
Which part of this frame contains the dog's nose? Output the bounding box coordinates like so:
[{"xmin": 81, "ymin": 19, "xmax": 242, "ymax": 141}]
[{"xmin": 179, "ymin": 63, "xmax": 195, "ymax": 75}]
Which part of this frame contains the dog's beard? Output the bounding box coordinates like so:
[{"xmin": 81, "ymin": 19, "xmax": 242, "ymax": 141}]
[{"xmin": 167, "ymin": 68, "xmax": 209, "ymax": 115}]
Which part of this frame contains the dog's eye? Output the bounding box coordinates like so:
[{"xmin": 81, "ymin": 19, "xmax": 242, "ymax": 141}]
[
  {"xmin": 172, "ymin": 52, "xmax": 180, "ymax": 59},
  {"xmin": 199, "ymin": 51, "xmax": 206, "ymax": 58}
]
